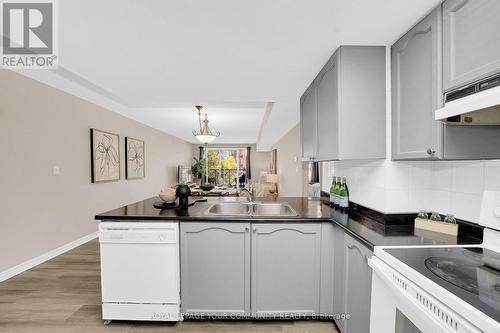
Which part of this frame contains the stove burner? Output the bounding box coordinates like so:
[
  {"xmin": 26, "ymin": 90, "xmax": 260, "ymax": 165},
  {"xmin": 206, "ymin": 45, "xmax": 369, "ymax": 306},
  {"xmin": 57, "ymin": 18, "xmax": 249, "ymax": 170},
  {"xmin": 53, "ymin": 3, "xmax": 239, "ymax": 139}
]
[{"xmin": 425, "ymin": 257, "xmax": 479, "ymax": 294}]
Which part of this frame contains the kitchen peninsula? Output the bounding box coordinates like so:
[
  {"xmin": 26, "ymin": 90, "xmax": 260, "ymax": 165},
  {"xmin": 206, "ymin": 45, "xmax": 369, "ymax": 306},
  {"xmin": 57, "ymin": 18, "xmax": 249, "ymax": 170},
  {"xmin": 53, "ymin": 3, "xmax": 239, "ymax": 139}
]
[{"xmin": 95, "ymin": 196, "xmax": 483, "ymax": 330}]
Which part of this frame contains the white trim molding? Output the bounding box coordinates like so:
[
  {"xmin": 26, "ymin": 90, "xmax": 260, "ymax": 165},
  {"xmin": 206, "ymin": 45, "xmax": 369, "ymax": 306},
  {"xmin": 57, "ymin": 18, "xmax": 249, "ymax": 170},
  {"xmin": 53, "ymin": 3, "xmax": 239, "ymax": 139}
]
[{"xmin": 0, "ymin": 231, "xmax": 98, "ymax": 283}]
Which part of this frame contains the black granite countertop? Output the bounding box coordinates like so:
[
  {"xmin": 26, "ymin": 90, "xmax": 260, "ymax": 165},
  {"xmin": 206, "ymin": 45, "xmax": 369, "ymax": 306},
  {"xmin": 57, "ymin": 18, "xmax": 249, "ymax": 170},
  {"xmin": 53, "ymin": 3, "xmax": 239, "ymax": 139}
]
[
  {"xmin": 95, "ymin": 196, "xmax": 484, "ymax": 250},
  {"xmin": 95, "ymin": 196, "xmax": 332, "ymax": 222},
  {"xmin": 329, "ymin": 209, "xmax": 483, "ymax": 250}
]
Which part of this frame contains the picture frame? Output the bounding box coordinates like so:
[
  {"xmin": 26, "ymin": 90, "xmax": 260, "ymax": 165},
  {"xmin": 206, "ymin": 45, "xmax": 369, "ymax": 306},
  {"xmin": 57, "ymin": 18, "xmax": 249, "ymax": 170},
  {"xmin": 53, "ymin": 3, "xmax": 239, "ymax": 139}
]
[
  {"xmin": 125, "ymin": 137, "xmax": 145, "ymax": 179},
  {"xmin": 90, "ymin": 128, "xmax": 120, "ymax": 183}
]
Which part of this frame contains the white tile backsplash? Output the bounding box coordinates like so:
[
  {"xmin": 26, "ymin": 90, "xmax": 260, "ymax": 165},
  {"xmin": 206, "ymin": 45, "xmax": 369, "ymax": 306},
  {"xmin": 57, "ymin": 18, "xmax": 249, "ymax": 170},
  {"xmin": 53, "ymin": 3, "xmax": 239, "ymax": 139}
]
[
  {"xmin": 322, "ymin": 159, "xmax": 500, "ymax": 223},
  {"xmin": 485, "ymin": 160, "xmax": 500, "ymax": 168},
  {"xmin": 385, "ymin": 164, "xmax": 409, "ymax": 190},
  {"xmin": 408, "ymin": 164, "xmax": 432, "ymax": 190},
  {"xmin": 451, "ymin": 166, "xmax": 484, "ymax": 194},
  {"xmin": 432, "ymin": 163, "xmax": 453, "ymax": 191},
  {"xmin": 484, "ymin": 167, "xmax": 500, "ymax": 191},
  {"xmin": 409, "ymin": 188, "xmax": 431, "ymax": 212},
  {"xmin": 385, "ymin": 189, "xmax": 410, "ymax": 213},
  {"xmin": 450, "ymin": 192, "xmax": 482, "ymax": 222},
  {"xmin": 430, "ymin": 190, "xmax": 451, "ymax": 214}
]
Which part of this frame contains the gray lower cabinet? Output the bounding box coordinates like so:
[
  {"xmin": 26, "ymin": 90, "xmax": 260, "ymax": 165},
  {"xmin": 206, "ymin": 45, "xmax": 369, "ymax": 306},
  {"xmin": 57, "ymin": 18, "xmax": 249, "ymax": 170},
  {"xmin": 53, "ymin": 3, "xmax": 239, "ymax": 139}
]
[
  {"xmin": 181, "ymin": 222, "xmax": 324, "ymax": 316},
  {"xmin": 319, "ymin": 222, "xmax": 335, "ymax": 314},
  {"xmin": 180, "ymin": 222, "xmax": 251, "ymax": 314},
  {"xmin": 251, "ymin": 223, "xmax": 321, "ymax": 314},
  {"xmin": 391, "ymin": 6, "xmax": 443, "ymax": 160},
  {"xmin": 443, "ymin": 0, "xmax": 500, "ymax": 91},
  {"xmin": 343, "ymin": 234, "xmax": 373, "ymax": 333},
  {"xmin": 332, "ymin": 224, "xmax": 346, "ymax": 332}
]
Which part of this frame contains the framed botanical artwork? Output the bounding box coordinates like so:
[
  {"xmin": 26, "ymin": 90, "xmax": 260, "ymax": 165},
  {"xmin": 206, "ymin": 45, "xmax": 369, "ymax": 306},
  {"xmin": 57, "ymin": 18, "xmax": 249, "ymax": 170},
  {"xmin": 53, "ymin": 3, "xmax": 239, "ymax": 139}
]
[
  {"xmin": 125, "ymin": 137, "xmax": 145, "ymax": 179},
  {"xmin": 90, "ymin": 128, "xmax": 120, "ymax": 183}
]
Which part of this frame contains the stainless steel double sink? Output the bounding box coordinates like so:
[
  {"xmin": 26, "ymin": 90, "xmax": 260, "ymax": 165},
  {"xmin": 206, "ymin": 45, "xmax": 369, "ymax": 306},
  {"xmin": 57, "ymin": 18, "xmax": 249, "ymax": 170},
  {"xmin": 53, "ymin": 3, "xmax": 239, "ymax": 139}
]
[{"xmin": 205, "ymin": 201, "xmax": 298, "ymax": 217}]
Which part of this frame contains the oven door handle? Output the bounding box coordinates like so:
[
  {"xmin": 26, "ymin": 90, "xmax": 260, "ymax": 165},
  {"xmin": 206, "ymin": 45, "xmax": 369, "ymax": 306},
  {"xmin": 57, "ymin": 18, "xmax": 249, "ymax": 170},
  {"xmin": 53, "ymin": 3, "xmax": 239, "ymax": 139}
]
[{"xmin": 367, "ymin": 257, "xmax": 391, "ymax": 279}]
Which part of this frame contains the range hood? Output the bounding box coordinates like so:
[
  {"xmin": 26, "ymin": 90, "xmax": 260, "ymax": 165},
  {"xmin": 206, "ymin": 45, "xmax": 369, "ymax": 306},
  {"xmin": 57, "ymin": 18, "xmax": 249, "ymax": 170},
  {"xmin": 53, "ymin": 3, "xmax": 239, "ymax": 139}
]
[{"xmin": 435, "ymin": 74, "xmax": 500, "ymax": 124}]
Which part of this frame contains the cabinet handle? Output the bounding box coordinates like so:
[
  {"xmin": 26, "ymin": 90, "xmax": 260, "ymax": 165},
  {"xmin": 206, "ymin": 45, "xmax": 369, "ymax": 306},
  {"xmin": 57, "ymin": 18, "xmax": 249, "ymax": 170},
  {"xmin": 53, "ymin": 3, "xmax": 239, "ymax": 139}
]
[
  {"xmin": 245, "ymin": 227, "xmax": 249, "ymax": 232},
  {"xmin": 427, "ymin": 148, "xmax": 436, "ymax": 155},
  {"xmin": 348, "ymin": 244, "xmax": 370, "ymax": 263},
  {"xmin": 253, "ymin": 227, "xmax": 257, "ymax": 233}
]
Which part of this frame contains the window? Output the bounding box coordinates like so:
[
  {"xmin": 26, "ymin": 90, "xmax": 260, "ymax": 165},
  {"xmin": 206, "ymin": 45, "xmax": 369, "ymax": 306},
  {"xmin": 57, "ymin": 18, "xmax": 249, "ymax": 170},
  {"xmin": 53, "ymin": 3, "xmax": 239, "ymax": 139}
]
[{"xmin": 205, "ymin": 148, "xmax": 248, "ymax": 187}]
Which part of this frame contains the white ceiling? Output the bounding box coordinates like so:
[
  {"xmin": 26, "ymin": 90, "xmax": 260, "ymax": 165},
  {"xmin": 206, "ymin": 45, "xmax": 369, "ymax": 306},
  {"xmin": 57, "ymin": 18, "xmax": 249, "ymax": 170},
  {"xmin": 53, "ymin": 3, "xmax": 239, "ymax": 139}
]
[
  {"xmin": 129, "ymin": 103, "xmax": 269, "ymax": 144},
  {"xmin": 18, "ymin": 0, "xmax": 442, "ymax": 148}
]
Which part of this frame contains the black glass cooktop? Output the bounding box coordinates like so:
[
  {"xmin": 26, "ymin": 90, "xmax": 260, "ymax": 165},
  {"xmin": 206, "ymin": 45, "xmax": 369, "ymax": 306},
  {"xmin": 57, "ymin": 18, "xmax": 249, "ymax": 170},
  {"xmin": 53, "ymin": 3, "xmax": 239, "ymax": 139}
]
[{"xmin": 385, "ymin": 247, "xmax": 500, "ymax": 322}]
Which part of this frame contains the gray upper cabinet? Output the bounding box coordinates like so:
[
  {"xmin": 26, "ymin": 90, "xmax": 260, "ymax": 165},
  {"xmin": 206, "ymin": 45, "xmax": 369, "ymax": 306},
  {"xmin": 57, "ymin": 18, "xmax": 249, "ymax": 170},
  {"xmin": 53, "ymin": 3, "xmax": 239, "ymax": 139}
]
[
  {"xmin": 300, "ymin": 46, "xmax": 386, "ymax": 161},
  {"xmin": 251, "ymin": 223, "xmax": 321, "ymax": 314},
  {"xmin": 300, "ymin": 85, "xmax": 317, "ymax": 161},
  {"xmin": 180, "ymin": 223, "xmax": 251, "ymax": 314},
  {"xmin": 316, "ymin": 54, "xmax": 340, "ymax": 161},
  {"xmin": 392, "ymin": 6, "xmax": 444, "ymax": 160},
  {"xmin": 443, "ymin": 0, "xmax": 500, "ymax": 92},
  {"xmin": 343, "ymin": 234, "xmax": 373, "ymax": 333}
]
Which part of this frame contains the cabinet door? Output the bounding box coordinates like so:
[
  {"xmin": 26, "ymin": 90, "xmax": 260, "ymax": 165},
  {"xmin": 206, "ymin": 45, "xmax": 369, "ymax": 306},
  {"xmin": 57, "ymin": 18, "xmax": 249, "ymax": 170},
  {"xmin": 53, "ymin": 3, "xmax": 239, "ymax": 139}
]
[
  {"xmin": 300, "ymin": 85, "xmax": 317, "ymax": 161},
  {"xmin": 319, "ymin": 222, "xmax": 335, "ymax": 314},
  {"xmin": 443, "ymin": 0, "xmax": 500, "ymax": 91},
  {"xmin": 180, "ymin": 223, "xmax": 250, "ymax": 314},
  {"xmin": 338, "ymin": 46, "xmax": 386, "ymax": 160},
  {"xmin": 316, "ymin": 54, "xmax": 339, "ymax": 161},
  {"xmin": 392, "ymin": 7, "xmax": 443, "ymax": 160},
  {"xmin": 332, "ymin": 224, "xmax": 346, "ymax": 332},
  {"xmin": 343, "ymin": 234, "xmax": 373, "ymax": 333},
  {"xmin": 251, "ymin": 223, "xmax": 321, "ymax": 314}
]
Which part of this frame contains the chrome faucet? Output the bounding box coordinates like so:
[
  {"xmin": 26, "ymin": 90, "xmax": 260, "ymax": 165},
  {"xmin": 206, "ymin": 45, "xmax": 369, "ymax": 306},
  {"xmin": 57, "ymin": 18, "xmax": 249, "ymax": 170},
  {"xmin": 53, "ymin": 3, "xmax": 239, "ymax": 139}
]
[{"xmin": 239, "ymin": 184, "xmax": 255, "ymax": 204}]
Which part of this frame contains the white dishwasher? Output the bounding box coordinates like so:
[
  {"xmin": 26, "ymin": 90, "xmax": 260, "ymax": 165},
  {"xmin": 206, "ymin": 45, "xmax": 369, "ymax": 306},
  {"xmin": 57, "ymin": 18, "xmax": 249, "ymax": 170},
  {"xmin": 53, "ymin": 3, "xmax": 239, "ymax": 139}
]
[{"xmin": 99, "ymin": 222, "xmax": 180, "ymax": 322}]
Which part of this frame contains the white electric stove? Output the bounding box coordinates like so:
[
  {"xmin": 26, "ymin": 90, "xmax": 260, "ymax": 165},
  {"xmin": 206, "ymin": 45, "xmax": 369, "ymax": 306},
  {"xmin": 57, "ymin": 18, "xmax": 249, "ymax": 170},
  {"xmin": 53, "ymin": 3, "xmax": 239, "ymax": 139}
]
[{"xmin": 369, "ymin": 191, "xmax": 500, "ymax": 333}]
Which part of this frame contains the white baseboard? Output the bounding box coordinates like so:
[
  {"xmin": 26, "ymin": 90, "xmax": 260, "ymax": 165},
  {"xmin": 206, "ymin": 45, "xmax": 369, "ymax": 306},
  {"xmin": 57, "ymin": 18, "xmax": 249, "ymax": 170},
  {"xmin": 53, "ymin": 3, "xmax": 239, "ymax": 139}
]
[{"xmin": 0, "ymin": 231, "xmax": 98, "ymax": 283}]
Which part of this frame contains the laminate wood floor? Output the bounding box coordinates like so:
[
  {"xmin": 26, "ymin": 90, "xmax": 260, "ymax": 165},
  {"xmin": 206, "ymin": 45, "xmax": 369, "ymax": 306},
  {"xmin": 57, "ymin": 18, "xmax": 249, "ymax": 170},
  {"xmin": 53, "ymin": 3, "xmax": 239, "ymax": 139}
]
[{"xmin": 0, "ymin": 239, "xmax": 340, "ymax": 333}]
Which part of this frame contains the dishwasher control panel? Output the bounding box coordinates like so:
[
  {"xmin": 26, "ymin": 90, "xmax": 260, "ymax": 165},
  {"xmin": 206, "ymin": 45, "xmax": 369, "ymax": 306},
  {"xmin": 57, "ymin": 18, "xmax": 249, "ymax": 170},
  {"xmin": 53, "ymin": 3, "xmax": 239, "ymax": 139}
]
[{"xmin": 99, "ymin": 222, "xmax": 178, "ymax": 244}]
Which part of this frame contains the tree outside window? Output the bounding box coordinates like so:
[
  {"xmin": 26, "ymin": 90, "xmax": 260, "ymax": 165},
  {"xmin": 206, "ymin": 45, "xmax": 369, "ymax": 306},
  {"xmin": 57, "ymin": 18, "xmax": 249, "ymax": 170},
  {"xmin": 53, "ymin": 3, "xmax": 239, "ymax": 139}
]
[{"xmin": 206, "ymin": 148, "xmax": 246, "ymax": 186}]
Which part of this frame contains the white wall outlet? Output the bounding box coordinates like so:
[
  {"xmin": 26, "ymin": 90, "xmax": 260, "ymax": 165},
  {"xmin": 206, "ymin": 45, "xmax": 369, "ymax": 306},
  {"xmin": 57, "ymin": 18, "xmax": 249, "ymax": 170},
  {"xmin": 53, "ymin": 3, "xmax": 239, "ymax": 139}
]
[
  {"xmin": 295, "ymin": 166, "xmax": 299, "ymax": 172},
  {"xmin": 52, "ymin": 165, "xmax": 60, "ymax": 175}
]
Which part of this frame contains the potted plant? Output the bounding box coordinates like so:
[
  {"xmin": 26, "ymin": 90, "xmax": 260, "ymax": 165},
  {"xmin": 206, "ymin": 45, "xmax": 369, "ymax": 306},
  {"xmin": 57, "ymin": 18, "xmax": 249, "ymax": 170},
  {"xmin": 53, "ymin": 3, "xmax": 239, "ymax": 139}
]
[{"xmin": 191, "ymin": 157, "xmax": 205, "ymax": 183}]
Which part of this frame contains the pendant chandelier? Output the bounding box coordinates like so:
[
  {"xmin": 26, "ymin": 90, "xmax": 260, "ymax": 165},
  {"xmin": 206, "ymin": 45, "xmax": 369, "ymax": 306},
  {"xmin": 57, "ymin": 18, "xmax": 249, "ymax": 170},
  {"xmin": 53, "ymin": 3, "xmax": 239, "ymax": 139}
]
[{"xmin": 192, "ymin": 105, "xmax": 220, "ymax": 144}]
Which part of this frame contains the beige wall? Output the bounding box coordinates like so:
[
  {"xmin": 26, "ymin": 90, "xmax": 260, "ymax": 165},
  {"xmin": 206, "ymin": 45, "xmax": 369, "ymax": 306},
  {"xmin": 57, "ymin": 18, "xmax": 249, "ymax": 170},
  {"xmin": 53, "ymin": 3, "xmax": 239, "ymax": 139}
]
[
  {"xmin": 272, "ymin": 125, "xmax": 305, "ymax": 197},
  {"xmin": 0, "ymin": 70, "xmax": 193, "ymax": 272},
  {"xmin": 192, "ymin": 144, "xmax": 271, "ymax": 180}
]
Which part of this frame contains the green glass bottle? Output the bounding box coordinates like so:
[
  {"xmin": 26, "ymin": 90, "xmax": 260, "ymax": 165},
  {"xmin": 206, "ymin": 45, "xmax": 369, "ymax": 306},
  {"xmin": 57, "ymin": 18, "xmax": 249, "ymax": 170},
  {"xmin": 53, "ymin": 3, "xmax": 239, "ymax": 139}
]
[
  {"xmin": 329, "ymin": 178, "xmax": 335, "ymax": 207},
  {"xmin": 333, "ymin": 176, "xmax": 341, "ymax": 209},
  {"xmin": 339, "ymin": 177, "xmax": 349, "ymax": 212}
]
